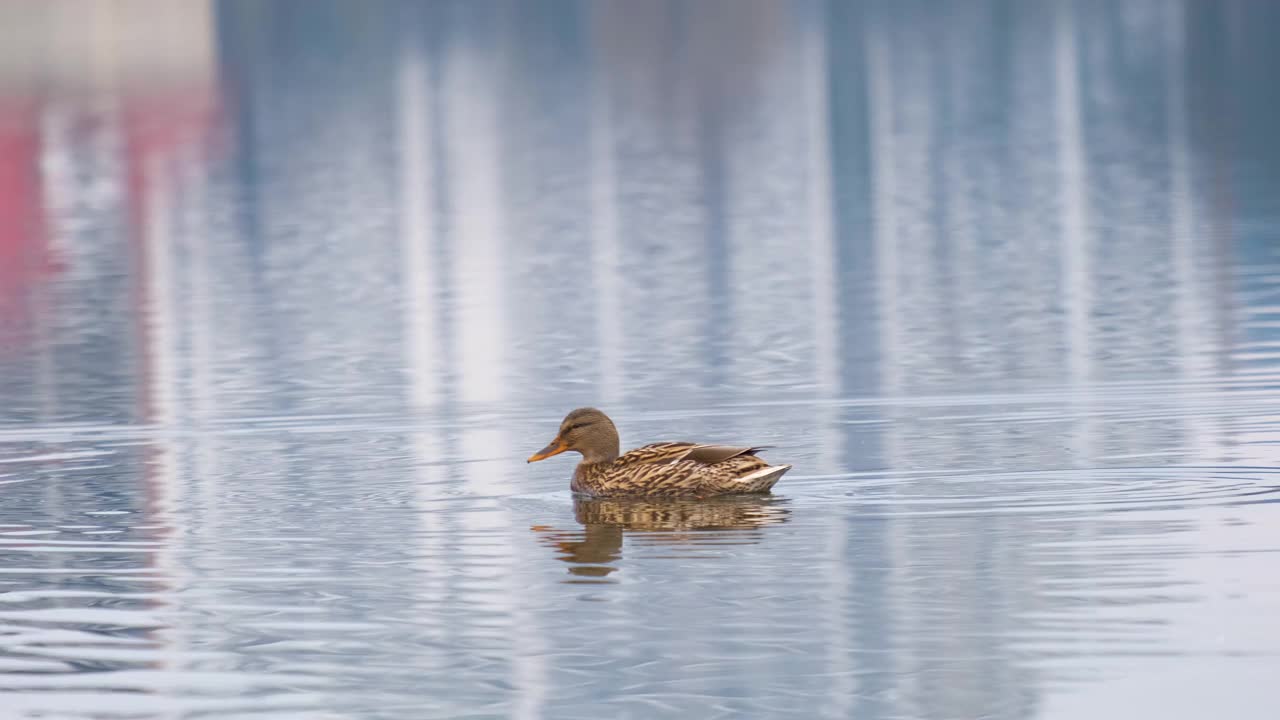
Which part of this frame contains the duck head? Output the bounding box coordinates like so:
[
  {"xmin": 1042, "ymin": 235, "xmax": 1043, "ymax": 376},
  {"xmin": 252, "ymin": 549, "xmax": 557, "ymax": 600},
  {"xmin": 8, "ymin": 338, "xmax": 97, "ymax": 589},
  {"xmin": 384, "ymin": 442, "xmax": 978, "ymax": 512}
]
[{"xmin": 527, "ymin": 407, "xmax": 621, "ymax": 465}]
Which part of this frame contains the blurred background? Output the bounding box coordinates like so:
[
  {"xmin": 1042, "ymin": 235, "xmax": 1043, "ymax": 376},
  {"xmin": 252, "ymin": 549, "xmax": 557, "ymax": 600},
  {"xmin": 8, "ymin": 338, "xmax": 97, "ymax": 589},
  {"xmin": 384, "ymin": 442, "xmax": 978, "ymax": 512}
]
[{"xmin": 1, "ymin": 0, "xmax": 1278, "ymax": 718}]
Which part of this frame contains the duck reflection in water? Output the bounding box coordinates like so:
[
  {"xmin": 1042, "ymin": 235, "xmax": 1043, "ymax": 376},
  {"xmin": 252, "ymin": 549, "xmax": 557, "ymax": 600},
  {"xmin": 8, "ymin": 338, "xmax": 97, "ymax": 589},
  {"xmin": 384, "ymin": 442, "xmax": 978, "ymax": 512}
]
[{"xmin": 532, "ymin": 495, "xmax": 790, "ymax": 581}]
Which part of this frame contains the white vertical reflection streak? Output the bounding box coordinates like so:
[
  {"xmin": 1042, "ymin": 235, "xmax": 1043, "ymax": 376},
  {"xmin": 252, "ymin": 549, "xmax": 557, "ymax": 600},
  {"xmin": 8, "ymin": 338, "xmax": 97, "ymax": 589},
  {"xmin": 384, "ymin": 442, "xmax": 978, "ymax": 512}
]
[
  {"xmin": 397, "ymin": 40, "xmax": 450, "ymax": 677},
  {"xmin": 446, "ymin": 46, "xmax": 504, "ymax": 406},
  {"xmin": 1054, "ymin": 4, "xmax": 1095, "ymax": 463},
  {"xmin": 803, "ymin": 15, "xmax": 852, "ymax": 715},
  {"xmin": 34, "ymin": 106, "xmax": 67, "ymax": 423},
  {"xmin": 943, "ymin": 28, "xmax": 977, "ymax": 373},
  {"xmin": 806, "ymin": 16, "xmax": 838, "ymax": 406},
  {"xmin": 589, "ymin": 41, "xmax": 623, "ymax": 406},
  {"xmin": 144, "ymin": 161, "xmax": 180, "ymax": 429},
  {"xmin": 32, "ymin": 108, "xmax": 62, "ymax": 542},
  {"xmin": 1165, "ymin": 2, "xmax": 1213, "ymax": 460},
  {"xmin": 141, "ymin": 153, "xmax": 186, "ymax": 690},
  {"xmin": 867, "ymin": 10, "xmax": 910, "ymax": 527},
  {"xmin": 866, "ymin": 12, "xmax": 908, "ymax": 704},
  {"xmin": 867, "ymin": 21, "xmax": 901, "ymax": 398},
  {"xmin": 399, "ymin": 48, "xmax": 441, "ymax": 409},
  {"xmin": 442, "ymin": 39, "xmax": 545, "ymax": 718},
  {"xmin": 183, "ymin": 146, "xmax": 218, "ymax": 536}
]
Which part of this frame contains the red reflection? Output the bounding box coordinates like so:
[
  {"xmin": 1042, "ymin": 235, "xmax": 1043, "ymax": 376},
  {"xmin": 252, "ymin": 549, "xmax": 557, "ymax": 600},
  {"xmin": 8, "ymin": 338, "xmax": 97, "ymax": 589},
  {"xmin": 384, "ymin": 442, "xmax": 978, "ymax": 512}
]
[{"xmin": 0, "ymin": 100, "xmax": 56, "ymax": 346}]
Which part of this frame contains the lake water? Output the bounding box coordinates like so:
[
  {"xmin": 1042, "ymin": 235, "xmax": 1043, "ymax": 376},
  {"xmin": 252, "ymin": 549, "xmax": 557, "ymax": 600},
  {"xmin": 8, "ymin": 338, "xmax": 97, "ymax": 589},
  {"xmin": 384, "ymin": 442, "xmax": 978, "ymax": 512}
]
[{"xmin": 2, "ymin": 1, "xmax": 1279, "ymax": 718}]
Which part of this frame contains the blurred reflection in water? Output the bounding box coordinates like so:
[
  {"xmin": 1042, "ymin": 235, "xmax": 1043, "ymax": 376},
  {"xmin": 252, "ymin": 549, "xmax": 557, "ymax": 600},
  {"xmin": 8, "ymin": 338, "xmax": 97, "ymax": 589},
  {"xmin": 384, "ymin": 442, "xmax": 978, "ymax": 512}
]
[
  {"xmin": 1, "ymin": 0, "xmax": 1279, "ymax": 718},
  {"xmin": 533, "ymin": 495, "xmax": 791, "ymax": 580}
]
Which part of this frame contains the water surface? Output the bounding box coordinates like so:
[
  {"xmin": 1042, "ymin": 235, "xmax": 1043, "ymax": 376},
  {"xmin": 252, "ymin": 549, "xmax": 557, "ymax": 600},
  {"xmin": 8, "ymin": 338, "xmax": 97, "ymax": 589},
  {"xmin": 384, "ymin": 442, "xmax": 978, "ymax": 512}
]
[{"xmin": 2, "ymin": 1, "xmax": 1280, "ymax": 718}]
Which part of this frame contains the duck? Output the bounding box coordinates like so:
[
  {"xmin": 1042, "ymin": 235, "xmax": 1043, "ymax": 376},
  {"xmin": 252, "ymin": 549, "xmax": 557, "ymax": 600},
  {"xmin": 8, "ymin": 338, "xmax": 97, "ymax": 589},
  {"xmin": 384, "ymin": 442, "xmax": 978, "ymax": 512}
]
[{"xmin": 526, "ymin": 407, "xmax": 791, "ymax": 498}]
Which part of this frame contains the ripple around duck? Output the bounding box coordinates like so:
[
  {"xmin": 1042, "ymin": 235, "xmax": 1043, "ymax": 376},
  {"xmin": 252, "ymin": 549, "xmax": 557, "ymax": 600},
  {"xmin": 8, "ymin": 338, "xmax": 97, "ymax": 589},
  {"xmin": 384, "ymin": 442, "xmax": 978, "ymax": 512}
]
[{"xmin": 796, "ymin": 465, "xmax": 1280, "ymax": 517}]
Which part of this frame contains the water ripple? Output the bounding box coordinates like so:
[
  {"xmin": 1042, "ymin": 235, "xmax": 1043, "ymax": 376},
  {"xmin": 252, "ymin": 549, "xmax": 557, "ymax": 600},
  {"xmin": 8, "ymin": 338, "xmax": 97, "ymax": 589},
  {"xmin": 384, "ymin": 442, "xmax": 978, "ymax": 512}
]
[{"xmin": 796, "ymin": 465, "xmax": 1280, "ymax": 516}]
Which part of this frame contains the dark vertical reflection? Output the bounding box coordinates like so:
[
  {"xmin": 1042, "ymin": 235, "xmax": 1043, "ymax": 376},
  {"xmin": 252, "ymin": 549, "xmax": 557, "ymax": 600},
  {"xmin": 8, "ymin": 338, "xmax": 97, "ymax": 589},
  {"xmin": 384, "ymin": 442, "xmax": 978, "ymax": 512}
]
[
  {"xmin": 684, "ymin": 2, "xmax": 733, "ymax": 391},
  {"xmin": 215, "ymin": 0, "xmax": 280, "ymax": 412},
  {"xmin": 824, "ymin": 1, "xmax": 886, "ymax": 717}
]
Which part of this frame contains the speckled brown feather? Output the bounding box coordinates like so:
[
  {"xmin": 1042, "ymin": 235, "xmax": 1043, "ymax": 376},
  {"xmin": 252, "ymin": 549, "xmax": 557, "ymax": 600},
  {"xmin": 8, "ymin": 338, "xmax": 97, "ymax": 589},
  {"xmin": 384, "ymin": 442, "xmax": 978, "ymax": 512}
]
[{"xmin": 572, "ymin": 442, "xmax": 790, "ymax": 498}]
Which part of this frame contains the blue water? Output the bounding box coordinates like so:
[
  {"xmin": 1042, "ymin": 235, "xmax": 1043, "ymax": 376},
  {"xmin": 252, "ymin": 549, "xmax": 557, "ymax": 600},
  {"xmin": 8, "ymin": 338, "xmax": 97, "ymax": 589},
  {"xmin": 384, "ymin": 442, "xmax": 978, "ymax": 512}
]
[{"xmin": 1, "ymin": 1, "xmax": 1279, "ymax": 718}]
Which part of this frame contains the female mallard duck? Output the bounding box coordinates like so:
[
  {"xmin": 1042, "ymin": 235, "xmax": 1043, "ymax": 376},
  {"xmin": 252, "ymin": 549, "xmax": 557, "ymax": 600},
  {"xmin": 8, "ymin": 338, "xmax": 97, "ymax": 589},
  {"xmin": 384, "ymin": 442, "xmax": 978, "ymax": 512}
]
[{"xmin": 526, "ymin": 408, "xmax": 790, "ymax": 498}]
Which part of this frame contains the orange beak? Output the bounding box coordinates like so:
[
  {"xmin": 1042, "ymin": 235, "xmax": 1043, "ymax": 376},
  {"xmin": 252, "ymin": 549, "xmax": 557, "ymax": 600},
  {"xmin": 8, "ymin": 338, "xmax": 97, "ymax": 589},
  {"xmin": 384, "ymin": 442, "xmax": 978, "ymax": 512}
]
[{"xmin": 527, "ymin": 437, "xmax": 570, "ymax": 463}]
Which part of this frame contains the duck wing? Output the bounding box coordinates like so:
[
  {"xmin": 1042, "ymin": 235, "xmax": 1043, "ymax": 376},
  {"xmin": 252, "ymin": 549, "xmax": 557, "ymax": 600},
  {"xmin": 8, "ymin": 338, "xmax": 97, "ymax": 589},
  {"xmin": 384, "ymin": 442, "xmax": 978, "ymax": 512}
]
[
  {"xmin": 622, "ymin": 442, "xmax": 767, "ymax": 466},
  {"xmin": 575, "ymin": 443, "xmax": 782, "ymax": 497}
]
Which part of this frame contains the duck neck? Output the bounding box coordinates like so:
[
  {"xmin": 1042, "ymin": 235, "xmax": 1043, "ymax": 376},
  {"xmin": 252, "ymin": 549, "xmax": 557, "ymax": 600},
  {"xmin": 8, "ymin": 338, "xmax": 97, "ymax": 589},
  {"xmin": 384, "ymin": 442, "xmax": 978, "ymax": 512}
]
[
  {"xmin": 577, "ymin": 428, "xmax": 620, "ymax": 465},
  {"xmin": 579, "ymin": 446, "xmax": 619, "ymax": 465}
]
